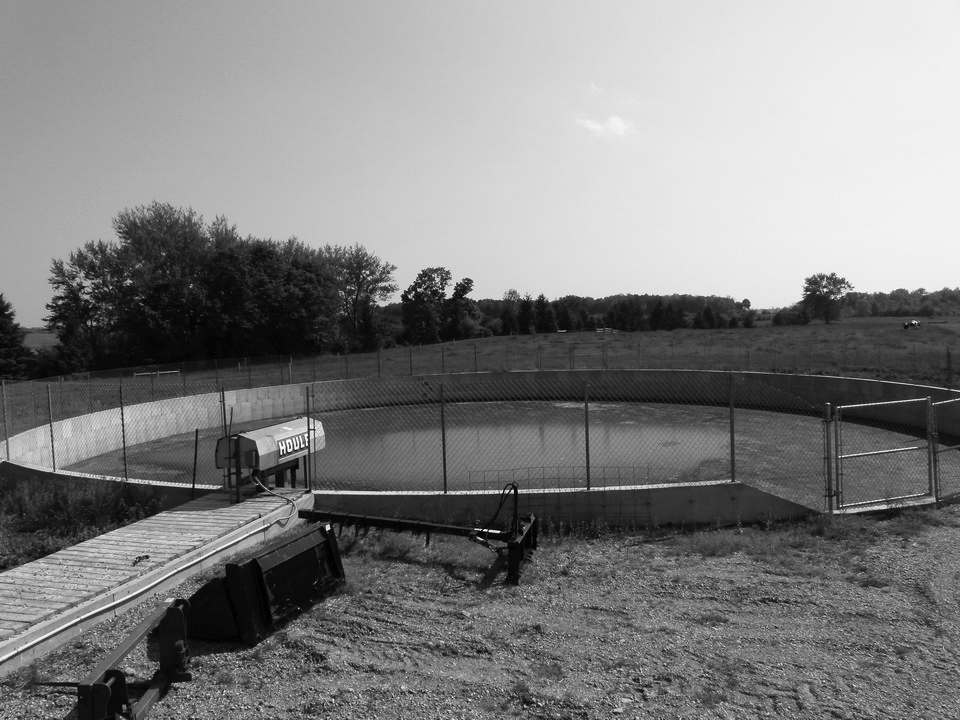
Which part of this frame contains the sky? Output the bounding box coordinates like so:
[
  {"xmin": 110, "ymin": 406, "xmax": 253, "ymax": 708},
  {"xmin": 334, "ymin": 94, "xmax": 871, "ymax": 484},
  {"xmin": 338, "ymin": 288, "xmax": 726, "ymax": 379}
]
[{"xmin": 2, "ymin": 1, "xmax": 959, "ymax": 327}]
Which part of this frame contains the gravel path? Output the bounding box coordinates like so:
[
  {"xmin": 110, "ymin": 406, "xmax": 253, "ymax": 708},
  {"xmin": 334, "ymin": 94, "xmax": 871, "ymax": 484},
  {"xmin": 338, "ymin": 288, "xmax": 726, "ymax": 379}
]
[{"xmin": 4, "ymin": 507, "xmax": 960, "ymax": 719}]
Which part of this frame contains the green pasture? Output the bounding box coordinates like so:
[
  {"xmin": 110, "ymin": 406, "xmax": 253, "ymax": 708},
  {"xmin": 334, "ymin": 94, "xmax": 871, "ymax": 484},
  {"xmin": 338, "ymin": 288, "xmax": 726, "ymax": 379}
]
[{"xmin": 110, "ymin": 316, "xmax": 960, "ymax": 391}]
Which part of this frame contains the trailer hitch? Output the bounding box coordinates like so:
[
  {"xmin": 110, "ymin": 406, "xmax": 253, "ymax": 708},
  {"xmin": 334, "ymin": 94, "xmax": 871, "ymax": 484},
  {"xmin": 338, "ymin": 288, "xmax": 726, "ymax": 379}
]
[{"xmin": 73, "ymin": 598, "xmax": 191, "ymax": 720}]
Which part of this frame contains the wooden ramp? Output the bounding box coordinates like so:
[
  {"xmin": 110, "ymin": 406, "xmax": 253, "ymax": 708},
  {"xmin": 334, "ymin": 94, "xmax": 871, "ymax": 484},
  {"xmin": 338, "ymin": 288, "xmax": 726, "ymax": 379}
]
[{"xmin": 0, "ymin": 488, "xmax": 314, "ymax": 677}]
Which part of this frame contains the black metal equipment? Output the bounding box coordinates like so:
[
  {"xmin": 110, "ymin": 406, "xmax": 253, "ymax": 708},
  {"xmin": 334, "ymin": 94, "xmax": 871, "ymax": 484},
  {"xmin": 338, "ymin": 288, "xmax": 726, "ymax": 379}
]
[
  {"xmin": 299, "ymin": 483, "xmax": 538, "ymax": 585},
  {"xmin": 215, "ymin": 417, "xmax": 323, "ymax": 503},
  {"xmin": 187, "ymin": 522, "xmax": 345, "ymax": 646},
  {"xmin": 75, "ymin": 598, "xmax": 191, "ymax": 720}
]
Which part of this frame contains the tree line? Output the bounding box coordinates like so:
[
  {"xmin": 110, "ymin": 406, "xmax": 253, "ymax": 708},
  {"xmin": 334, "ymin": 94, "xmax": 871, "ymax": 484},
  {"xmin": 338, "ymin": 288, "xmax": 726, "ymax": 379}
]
[
  {"xmin": 37, "ymin": 203, "xmax": 398, "ymax": 376},
  {"xmin": 1, "ymin": 203, "xmax": 958, "ymax": 381}
]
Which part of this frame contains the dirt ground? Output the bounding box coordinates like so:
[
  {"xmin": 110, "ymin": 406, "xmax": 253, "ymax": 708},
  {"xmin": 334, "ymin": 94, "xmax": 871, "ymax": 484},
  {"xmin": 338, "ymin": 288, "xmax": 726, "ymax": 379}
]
[{"xmin": 6, "ymin": 506, "xmax": 960, "ymax": 719}]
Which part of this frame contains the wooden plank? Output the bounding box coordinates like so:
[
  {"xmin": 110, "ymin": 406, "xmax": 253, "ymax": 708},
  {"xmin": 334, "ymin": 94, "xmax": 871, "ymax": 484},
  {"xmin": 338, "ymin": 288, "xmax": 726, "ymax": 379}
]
[
  {"xmin": 0, "ymin": 573, "xmax": 110, "ymax": 594},
  {"xmin": 0, "ymin": 584, "xmax": 90, "ymax": 601},
  {"xmin": 58, "ymin": 539, "xmax": 194, "ymax": 556},
  {"xmin": 74, "ymin": 536, "xmax": 200, "ymax": 553},
  {"xmin": 35, "ymin": 553, "xmax": 148, "ymax": 570},
  {"xmin": 22, "ymin": 561, "xmax": 131, "ymax": 579},
  {"xmin": 0, "ymin": 608, "xmax": 54, "ymax": 623},
  {"xmin": 0, "ymin": 593, "xmax": 80, "ymax": 609}
]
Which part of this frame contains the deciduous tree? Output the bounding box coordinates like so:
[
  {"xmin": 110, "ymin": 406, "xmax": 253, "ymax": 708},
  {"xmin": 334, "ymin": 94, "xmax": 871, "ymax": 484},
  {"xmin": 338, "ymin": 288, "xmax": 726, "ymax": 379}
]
[
  {"xmin": 0, "ymin": 294, "xmax": 31, "ymax": 380},
  {"xmin": 401, "ymin": 267, "xmax": 451, "ymax": 344},
  {"xmin": 322, "ymin": 244, "xmax": 397, "ymax": 349},
  {"xmin": 801, "ymin": 273, "xmax": 853, "ymax": 323}
]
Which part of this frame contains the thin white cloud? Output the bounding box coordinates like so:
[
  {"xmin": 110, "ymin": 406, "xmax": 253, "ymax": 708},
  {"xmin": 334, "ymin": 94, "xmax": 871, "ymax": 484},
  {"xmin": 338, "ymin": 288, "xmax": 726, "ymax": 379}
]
[{"xmin": 576, "ymin": 114, "xmax": 636, "ymax": 138}]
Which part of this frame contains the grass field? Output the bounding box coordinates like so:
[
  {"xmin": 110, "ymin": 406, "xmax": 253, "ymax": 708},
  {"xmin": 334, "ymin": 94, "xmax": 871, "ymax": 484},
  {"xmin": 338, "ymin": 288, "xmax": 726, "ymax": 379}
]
[{"xmin": 116, "ymin": 316, "xmax": 960, "ymax": 390}]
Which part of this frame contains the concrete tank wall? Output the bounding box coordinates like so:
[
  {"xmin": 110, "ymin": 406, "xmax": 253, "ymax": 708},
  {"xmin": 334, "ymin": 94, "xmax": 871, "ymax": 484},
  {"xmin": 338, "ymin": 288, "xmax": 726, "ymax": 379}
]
[
  {"xmin": 5, "ymin": 371, "xmax": 959, "ymax": 471},
  {"xmin": 2, "ymin": 371, "xmax": 957, "ymax": 526}
]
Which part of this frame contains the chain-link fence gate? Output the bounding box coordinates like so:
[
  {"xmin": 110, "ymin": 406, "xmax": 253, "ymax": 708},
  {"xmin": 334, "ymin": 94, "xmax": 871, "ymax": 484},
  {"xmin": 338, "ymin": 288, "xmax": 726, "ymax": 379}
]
[
  {"xmin": 933, "ymin": 397, "xmax": 960, "ymax": 502},
  {"xmin": 832, "ymin": 398, "xmax": 935, "ymax": 510}
]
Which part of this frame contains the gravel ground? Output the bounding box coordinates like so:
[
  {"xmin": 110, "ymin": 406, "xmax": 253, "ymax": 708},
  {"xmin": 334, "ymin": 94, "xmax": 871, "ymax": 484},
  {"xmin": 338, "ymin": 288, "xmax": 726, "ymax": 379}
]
[{"xmin": 5, "ymin": 507, "xmax": 960, "ymax": 719}]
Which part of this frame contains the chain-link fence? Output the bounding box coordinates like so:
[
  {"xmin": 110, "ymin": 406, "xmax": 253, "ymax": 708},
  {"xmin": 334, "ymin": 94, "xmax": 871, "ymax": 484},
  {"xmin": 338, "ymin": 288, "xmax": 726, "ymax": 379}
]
[
  {"xmin": 307, "ymin": 372, "xmax": 828, "ymax": 509},
  {"xmin": 2, "ymin": 371, "xmax": 829, "ymax": 510},
  {"xmin": 5, "ymin": 365, "xmax": 960, "ymax": 515}
]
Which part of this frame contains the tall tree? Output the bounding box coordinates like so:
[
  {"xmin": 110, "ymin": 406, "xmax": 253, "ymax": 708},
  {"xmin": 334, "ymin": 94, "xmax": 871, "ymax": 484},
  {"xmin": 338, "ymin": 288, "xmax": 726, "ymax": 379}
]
[
  {"xmin": 401, "ymin": 267, "xmax": 451, "ymax": 344},
  {"xmin": 443, "ymin": 278, "xmax": 481, "ymax": 341},
  {"xmin": 517, "ymin": 294, "xmax": 535, "ymax": 335},
  {"xmin": 499, "ymin": 289, "xmax": 521, "ymax": 335},
  {"xmin": 0, "ymin": 294, "xmax": 31, "ymax": 380},
  {"xmin": 321, "ymin": 244, "xmax": 397, "ymax": 350},
  {"xmin": 534, "ymin": 294, "xmax": 558, "ymax": 333},
  {"xmin": 46, "ymin": 240, "xmax": 128, "ymax": 368},
  {"xmin": 802, "ymin": 272, "xmax": 854, "ymax": 323},
  {"xmin": 47, "ymin": 204, "xmax": 343, "ymax": 368},
  {"xmin": 112, "ymin": 202, "xmax": 212, "ymax": 361}
]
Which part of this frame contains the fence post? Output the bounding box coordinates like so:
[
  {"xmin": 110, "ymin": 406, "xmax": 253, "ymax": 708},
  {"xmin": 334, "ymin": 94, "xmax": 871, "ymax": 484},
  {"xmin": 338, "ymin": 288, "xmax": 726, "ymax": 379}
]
[
  {"xmin": 120, "ymin": 382, "xmax": 128, "ymax": 481},
  {"xmin": 441, "ymin": 346, "xmax": 445, "ymax": 374},
  {"xmin": 823, "ymin": 403, "xmax": 834, "ymax": 513},
  {"xmin": 440, "ymin": 384, "xmax": 448, "ymax": 494},
  {"xmin": 191, "ymin": 428, "xmax": 199, "ymax": 500},
  {"xmin": 46, "ymin": 385, "xmax": 56, "ymax": 471},
  {"xmin": 947, "ymin": 346, "xmax": 954, "ymax": 387},
  {"xmin": 474, "ymin": 344, "xmax": 478, "ymax": 373},
  {"xmin": 833, "ymin": 406, "xmax": 843, "ymax": 509},
  {"xmin": 303, "ymin": 385, "xmax": 312, "ymax": 492},
  {"xmin": 409, "ymin": 347, "xmax": 414, "ymax": 376},
  {"xmin": 311, "ymin": 384, "xmax": 319, "ymax": 490},
  {"xmin": 378, "ymin": 349, "xmax": 382, "ymax": 378},
  {"xmin": 728, "ymin": 375, "xmax": 736, "ymax": 483},
  {"xmin": 927, "ymin": 397, "xmax": 937, "ymax": 501},
  {"xmin": 1, "ymin": 380, "xmax": 8, "ymax": 461},
  {"xmin": 584, "ymin": 383, "xmax": 591, "ymax": 490}
]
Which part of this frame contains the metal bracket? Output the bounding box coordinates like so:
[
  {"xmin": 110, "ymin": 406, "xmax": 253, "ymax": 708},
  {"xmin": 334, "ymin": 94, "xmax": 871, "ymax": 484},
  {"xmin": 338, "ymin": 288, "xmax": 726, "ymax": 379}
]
[{"xmin": 76, "ymin": 598, "xmax": 191, "ymax": 720}]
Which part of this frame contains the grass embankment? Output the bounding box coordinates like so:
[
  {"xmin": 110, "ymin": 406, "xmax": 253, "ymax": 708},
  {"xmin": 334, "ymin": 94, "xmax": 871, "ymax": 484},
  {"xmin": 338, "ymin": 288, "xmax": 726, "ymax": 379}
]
[{"xmin": 0, "ymin": 483, "xmax": 161, "ymax": 570}]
